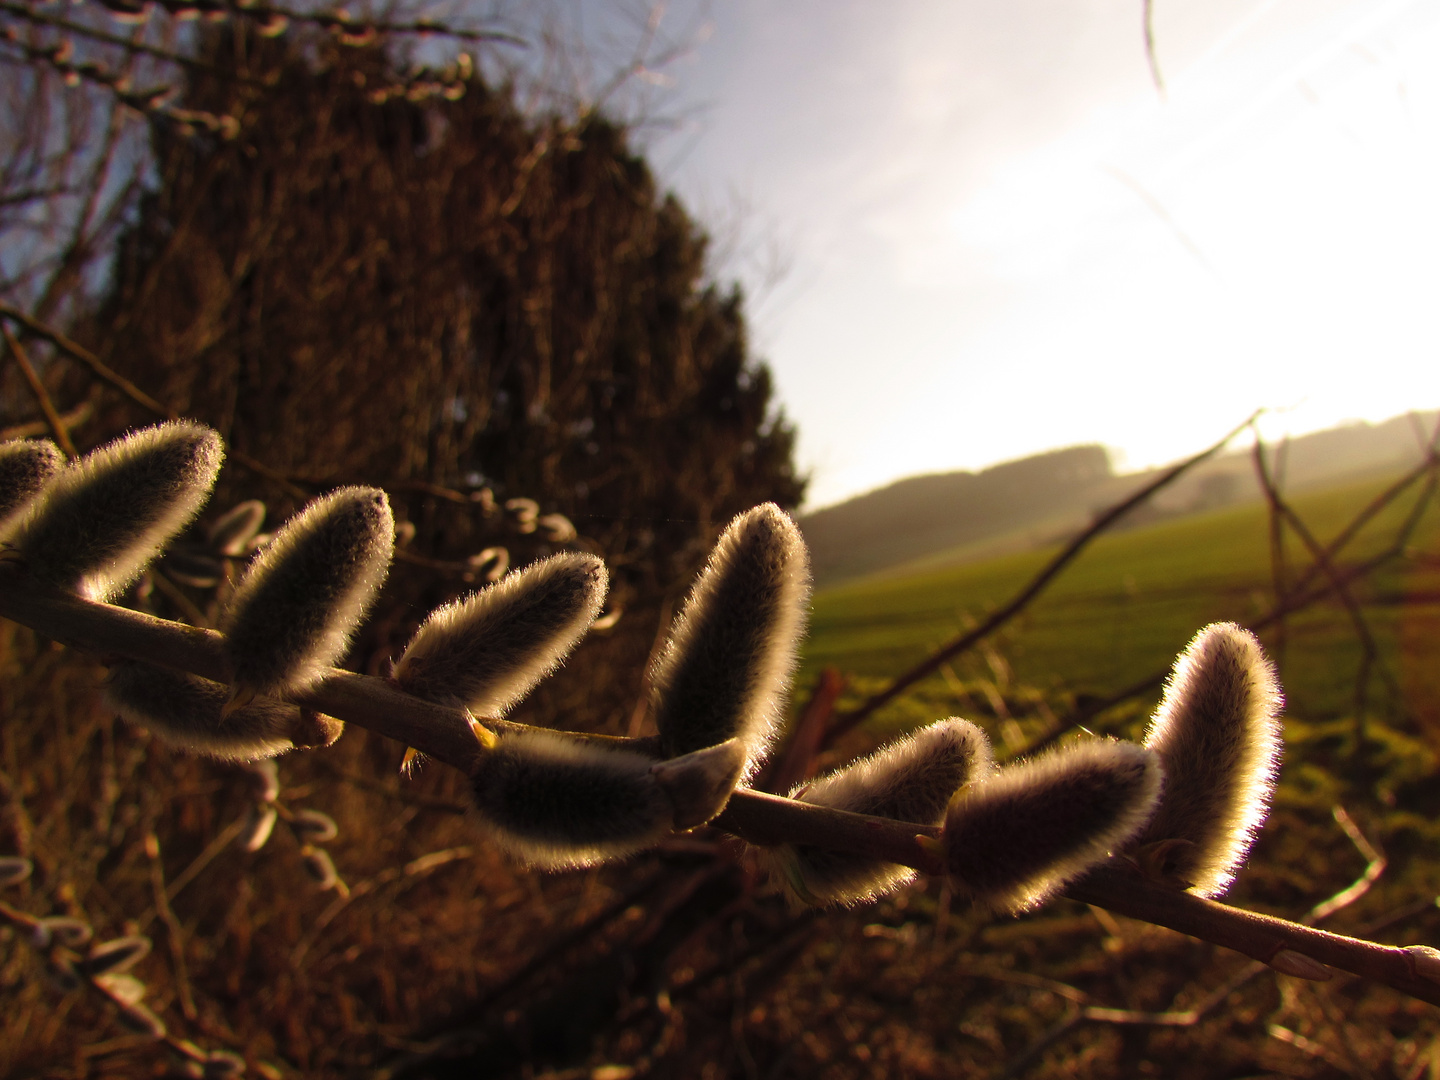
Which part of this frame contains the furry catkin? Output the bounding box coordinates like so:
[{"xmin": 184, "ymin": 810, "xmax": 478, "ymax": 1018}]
[
  {"xmin": 105, "ymin": 661, "xmax": 339, "ymax": 760},
  {"xmin": 469, "ymin": 729, "xmax": 674, "ymax": 869},
  {"xmin": 222, "ymin": 487, "xmax": 393, "ymax": 697},
  {"xmin": 0, "ymin": 422, "xmax": 222, "ymax": 600},
  {"xmin": 944, "ymin": 739, "xmax": 1162, "ymax": 912},
  {"xmin": 773, "ymin": 719, "xmax": 993, "ymax": 906},
  {"xmin": 395, "ymin": 553, "xmax": 607, "ymax": 716},
  {"xmin": 650, "ymin": 503, "xmax": 810, "ymax": 777},
  {"xmin": 0, "ymin": 438, "xmax": 63, "ymax": 524},
  {"xmin": 1137, "ymin": 622, "xmax": 1283, "ymax": 897}
]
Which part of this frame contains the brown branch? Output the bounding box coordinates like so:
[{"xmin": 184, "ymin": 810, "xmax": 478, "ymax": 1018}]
[
  {"xmin": 0, "ymin": 565, "xmax": 655, "ymax": 771},
  {"xmin": 0, "ymin": 299, "xmax": 168, "ymax": 416},
  {"xmin": 1251, "ymin": 428, "xmax": 1395, "ymax": 746},
  {"xmin": 0, "ymin": 564, "xmax": 485, "ymax": 767},
  {"xmin": 0, "ymin": 1, "xmax": 253, "ymax": 74},
  {"xmin": 143, "ymin": 831, "xmax": 196, "ymax": 1020},
  {"xmin": 5, "ymin": 563, "xmax": 1440, "ymax": 1008},
  {"xmin": 826, "ymin": 413, "xmax": 1258, "ymax": 741},
  {"xmin": 1064, "ymin": 866, "xmax": 1440, "ymax": 1006},
  {"xmin": 1, "ymin": 321, "xmax": 77, "ymax": 457},
  {"xmin": 0, "ymin": 394, "xmax": 92, "ymax": 441},
  {"xmin": 1015, "ymin": 450, "xmax": 1439, "ymax": 759}
]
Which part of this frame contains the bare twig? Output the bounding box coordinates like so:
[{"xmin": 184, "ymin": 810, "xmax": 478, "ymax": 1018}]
[
  {"xmin": 826, "ymin": 413, "xmax": 1258, "ymax": 742},
  {"xmin": 0, "ymin": 395, "xmax": 92, "ymax": 442},
  {"xmin": 144, "ymin": 831, "xmax": 196, "ymax": 1019},
  {"xmin": 290, "ymin": 847, "xmax": 473, "ymax": 968},
  {"xmin": 1017, "ymin": 450, "xmax": 1439, "ymax": 758},
  {"xmin": 0, "ymin": 1, "xmax": 231, "ymax": 72},
  {"xmin": 1251, "ymin": 428, "xmax": 1397, "ymax": 747},
  {"xmin": 1267, "ymin": 1023, "xmax": 1359, "ymax": 1074},
  {"xmin": 1264, "ymin": 438, "xmax": 1289, "ymax": 670},
  {"xmin": 1309, "ymin": 805, "xmax": 1386, "ymax": 924},
  {"xmin": 1142, "ymin": 0, "xmax": 1166, "ymax": 98},
  {"xmin": 0, "ymin": 299, "xmax": 168, "ymax": 416},
  {"xmin": 1, "ymin": 322, "xmax": 76, "ymax": 457}
]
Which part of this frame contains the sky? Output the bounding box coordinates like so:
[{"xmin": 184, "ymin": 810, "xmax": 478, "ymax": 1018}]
[{"xmin": 563, "ymin": 0, "xmax": 1440, "ymax": 510}]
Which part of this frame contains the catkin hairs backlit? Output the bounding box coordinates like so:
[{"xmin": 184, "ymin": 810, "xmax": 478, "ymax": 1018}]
[
  {"xmin": 1136, "ymin": 622, "xmax": 1282, "ymax": 897},
  {"xmin": 468, "ymin": 729, "xmax": 675, "ymax": 869},
  {"xmin": 222, "ymin": 486, "xmax": 393, "ymax": 700},
  {"xmin": 0, "ymin": 438, "xmax": 63, "ymax": 524},
  {"xmin": 394, "ymin": 553, "xmax": 607, "ymax": 716},
  {"xmin": 773, "ymin": 719, "xmax": 992, "ymax": 906},
  {"xmin": 649, "ymin": 504, "xmax": 810, "ymax": 778},
  {"xmin": 0, "ymin": 422, "xmax": 222, "ymax": 600},
  {"xmin": 944, "ymin": 739, "xmax": 1162, "ymax": 912}
]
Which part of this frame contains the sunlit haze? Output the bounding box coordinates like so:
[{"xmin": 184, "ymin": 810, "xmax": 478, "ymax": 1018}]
[{"xmin": 601, "ymin": 0, "xmax": 1440, "ymax": 509}]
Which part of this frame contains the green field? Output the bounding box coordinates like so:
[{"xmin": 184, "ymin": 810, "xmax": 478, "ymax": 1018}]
[{"xmin": 800, "ymin": 469, "xmax": 1440, "ymax": 754}]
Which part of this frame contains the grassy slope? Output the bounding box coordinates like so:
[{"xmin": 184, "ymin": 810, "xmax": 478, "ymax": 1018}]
[{"xmin": 801, "ymin": 470, "xmax": 1440, "ymax": 745}]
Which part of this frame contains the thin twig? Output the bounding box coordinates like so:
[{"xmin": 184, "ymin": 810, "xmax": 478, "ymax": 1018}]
[
  {"xmin": 1268, "ymin": 1023, "xmax": 1359, "ymax": 1074},
  {"xmin": 1016, "ymin": 455, "xmax": 1439, "ymax": 758},
  {"xmin": 144, "ymin": 831, "xmax": 196, "ymax": 1019},
  {"xmin": 1, "ymin": 322, "xmax": 77, "ymax": 457},
  {"xmin": 291, "ymin": 847, "xmax": 471, "ymax": 968},
  {"xmin": 1142, "ymin": 0, "xmax": 1166, "ymax": 98},
  {"xmin": 0, "ymin": 299, "xmax": 168, "ymax": 416},
  {"xmin": 0, "ymin": 394, "xmax": 93, "ymax": 442},
  {"xmin": 1265, "ymin": 438, "xmax": 1289, "ymax": 671},
  {"xmin": 826, "ymin": 413, "xmax": 1258, "ymax": 741},
  {"xmin": 1251, "ymin": 428, "xmax": 1394, "ymax": 748},
  {"xmin": 138, "ymin": 813, "xmax": 249, "ymax": 930},
  {"xmin": 0, "ymin": 0, "xmax": 250, "ymax": 72},
  {"xmin": 147, "ymin": 568, "xmax": 211, "ymax": 629},
  {"xmin": 1308, "ymin": 805, "xmax": 1386, "ymax": 923},
  {"xmin": 1286, "ymin": 419, "xmax": 1440, "ymax": 601}
]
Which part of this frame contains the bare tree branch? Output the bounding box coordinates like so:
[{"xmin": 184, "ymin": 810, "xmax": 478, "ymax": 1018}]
[
  {"xmin": 5, "ymin": 563, "xmax": 1440, "ymax": 1008},
  {"xmin": 826, "ymin": 413, "xmax": 1259, "ymax": 742}
]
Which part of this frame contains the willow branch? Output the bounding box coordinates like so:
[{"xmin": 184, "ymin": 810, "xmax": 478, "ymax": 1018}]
[
  {"xmin": 1064, "ymin": 868, "xmax": 1440, "ymax": 1005},
  {"xmin": 0, "ymin": 565, "xmax": 651, "ymax": 768},
  {"xmin": 3, "ymin": 565, "xmax": 1438, "ymax": 1007}
]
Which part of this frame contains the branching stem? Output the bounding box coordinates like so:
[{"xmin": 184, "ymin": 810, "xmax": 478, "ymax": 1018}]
[{"xmin": 3, "ymin": 564, "xmax": 1438, "ymax": 1007}]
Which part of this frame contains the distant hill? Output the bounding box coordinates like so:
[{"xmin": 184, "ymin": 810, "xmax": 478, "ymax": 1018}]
[{"xmin": 800, "ymin": 410, "xmax": 1438, "ymax": 587}]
